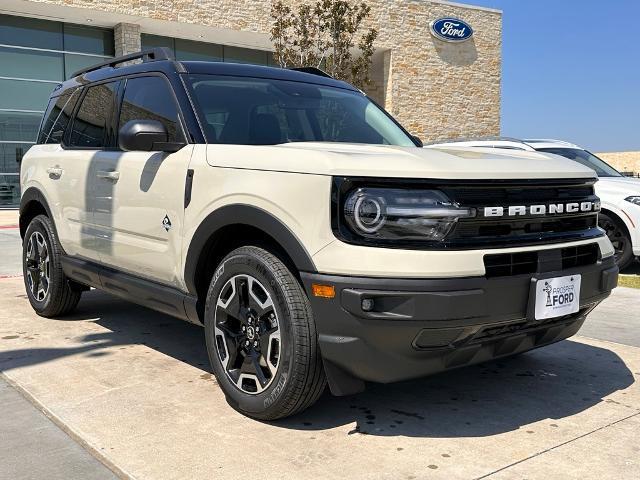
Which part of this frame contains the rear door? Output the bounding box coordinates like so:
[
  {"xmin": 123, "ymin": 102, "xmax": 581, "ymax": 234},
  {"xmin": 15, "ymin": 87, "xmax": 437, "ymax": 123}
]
[
  {"xmin": 92, "ymin": 74, "xmax": 192, "ymax": 288},
  {"xmin": 61, "ymin": 80, "xmax": 120, "ymax": 260}
]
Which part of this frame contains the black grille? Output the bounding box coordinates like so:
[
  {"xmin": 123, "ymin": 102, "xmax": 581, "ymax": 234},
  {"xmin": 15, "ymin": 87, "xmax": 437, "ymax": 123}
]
[
  {"xmin": 561, "ymin": 243, "xmax": 600, "ymax": 270},
  {"xmin": 484, "ymin": 243, "xmax": 600, "ymax": 278},
  {"xmin": 441, "ymin": 179, "xmax": 601, "ymax": 248}
]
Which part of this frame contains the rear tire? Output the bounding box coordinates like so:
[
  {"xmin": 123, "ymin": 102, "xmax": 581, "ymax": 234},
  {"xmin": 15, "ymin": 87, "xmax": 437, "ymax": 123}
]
[
  {"xmin": 204, "ymin": 246, "xmax": 326, "ymax": 420},
  {"xmin": 599, "ymin": 212, "xmax": 633, "ymax": 270},
  {"xmin": 22, "ymin": 215, "xmax": 81, "ymax": 317}
]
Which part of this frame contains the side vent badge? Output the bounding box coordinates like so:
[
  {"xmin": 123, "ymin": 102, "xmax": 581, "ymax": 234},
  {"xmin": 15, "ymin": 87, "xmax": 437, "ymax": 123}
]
[{"xmin": 162, "ymin": 215, "xmax": 172, "ymax": 232}]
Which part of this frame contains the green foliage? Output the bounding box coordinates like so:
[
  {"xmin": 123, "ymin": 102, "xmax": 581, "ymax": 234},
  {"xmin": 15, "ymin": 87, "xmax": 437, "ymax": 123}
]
[{"xmin": 270, "ymin": 0, "xmax": 378, "ymax": 90}]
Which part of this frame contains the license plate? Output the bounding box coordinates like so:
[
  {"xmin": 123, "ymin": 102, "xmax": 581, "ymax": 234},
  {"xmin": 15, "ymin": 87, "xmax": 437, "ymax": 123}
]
[{"xmin": 534, "ymin": 274, "xmax": 581, "ymax": 320}]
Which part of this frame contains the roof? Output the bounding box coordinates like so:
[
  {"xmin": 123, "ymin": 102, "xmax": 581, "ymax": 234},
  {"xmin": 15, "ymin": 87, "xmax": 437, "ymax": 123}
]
[
  {"xmin": 523, "ymin": 139, "xmax": 582, "ymax": 148},
  {"xmin": 51, "ymin": 49, "xmax": 357, "ymax": 98},
  {"xmin": 426, "ymin": 137, "xmax": 585, "ymax": 151}
]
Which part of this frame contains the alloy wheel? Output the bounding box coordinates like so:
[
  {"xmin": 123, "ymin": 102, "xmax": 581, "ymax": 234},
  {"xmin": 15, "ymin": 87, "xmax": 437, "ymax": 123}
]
[
  {"xmin": 599, "ymin": 216, "xmax": 628, "ymax": 263},
  {"xmin": 25, "ymin": 231, "xmax": 50, "ymax": 302},
  {"xmin": 214, "ymin": 274, "xmax": 281, "ymax": 394}
]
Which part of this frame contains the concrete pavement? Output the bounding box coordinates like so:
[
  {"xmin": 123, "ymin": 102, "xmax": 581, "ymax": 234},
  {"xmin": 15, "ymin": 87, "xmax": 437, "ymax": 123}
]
[
  {"xmin": 0, "ymin": 376, "xmax": 117, "ymax": 480},
  {"xmin": 0, "ymin": 276, "xmax": 639, "ymax": 480}
]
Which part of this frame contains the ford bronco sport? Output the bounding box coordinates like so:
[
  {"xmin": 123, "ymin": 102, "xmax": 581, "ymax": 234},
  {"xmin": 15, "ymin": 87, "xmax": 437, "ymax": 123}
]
[{"xmin": 20, "ymin": 49, "xmax": 618, "ymax": 419}]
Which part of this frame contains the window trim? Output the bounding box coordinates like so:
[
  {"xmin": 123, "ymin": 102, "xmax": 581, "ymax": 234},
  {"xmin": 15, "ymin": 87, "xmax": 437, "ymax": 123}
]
[{"xmin": 112, "ymin": 72, "xmax": 189, "ymax": 151}]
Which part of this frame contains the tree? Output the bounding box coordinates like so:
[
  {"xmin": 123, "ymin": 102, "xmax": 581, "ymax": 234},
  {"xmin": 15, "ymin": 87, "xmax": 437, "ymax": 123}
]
[{"xmin": 270, "ymin": 0, "xmax": 378, "ymax": 90}]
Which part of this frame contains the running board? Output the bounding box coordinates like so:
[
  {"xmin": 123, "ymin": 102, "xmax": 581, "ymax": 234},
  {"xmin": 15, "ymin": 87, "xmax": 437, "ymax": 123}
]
[{"xmin": 60, "ymin": 256, "xmax": 202, "ymax": 326}]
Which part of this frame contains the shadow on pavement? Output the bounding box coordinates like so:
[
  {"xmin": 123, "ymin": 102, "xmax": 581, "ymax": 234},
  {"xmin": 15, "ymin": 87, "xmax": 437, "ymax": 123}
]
[
  {"xmin": 620, "ymin": 258, "xmax": 640, "ymax": 275},
  {"xmin": 1, "ymin": 289, "xmax": 636, "ymax": 439}
]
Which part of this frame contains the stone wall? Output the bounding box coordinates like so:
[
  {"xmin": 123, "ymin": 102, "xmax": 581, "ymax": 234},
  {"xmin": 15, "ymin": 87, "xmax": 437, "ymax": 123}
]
[
  {"xmin": 26, "ymin": 0, "xmax": 502, "ymax": 142},
  {"xmin": 114, "ymin": 23, "xmax": 141, "ymax": 57},
  {"xmin": 597, "ymin": 152, "xmax": 640, "ymax": 175}
]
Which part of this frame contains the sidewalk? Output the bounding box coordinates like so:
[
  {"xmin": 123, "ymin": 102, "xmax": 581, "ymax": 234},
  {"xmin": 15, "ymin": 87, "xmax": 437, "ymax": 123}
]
[
  {"xmin": 0, "ymin": 209, "xmax": 18, "ymax": 228},
  {"xmin": 0, "ymin": 376, "xmax": 117, "ymax": 480}
]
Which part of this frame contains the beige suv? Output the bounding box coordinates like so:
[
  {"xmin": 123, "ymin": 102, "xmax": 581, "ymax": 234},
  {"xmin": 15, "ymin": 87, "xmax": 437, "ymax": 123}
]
[{"xmin": 20, "ymin": 49, "xmax": 618, "ymax": 419}]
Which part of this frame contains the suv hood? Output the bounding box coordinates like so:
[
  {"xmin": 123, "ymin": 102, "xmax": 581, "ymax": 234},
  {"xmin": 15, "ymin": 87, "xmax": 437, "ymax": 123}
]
[{"xmin": 207, "ymin": 143, "xmax": 596, "ymax": 179}]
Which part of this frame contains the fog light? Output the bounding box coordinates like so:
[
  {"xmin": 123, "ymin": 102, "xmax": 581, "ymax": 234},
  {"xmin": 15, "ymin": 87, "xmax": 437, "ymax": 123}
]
[{"xmin": 361, "ymin": 298, "xmax": 375, "ymax": 312}]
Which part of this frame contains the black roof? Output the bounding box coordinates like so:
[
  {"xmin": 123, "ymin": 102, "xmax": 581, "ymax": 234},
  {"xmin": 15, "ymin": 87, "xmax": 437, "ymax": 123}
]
[{"xmin": 51, "ymin": 50, "xmax": 358, "ymax": 97}]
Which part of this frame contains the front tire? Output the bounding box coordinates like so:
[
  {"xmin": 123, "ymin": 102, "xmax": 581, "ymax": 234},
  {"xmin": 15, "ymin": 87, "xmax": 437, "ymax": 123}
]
[
  {"xmin": 204, "ymin": 246, "xmax": 325, "ymax": 420},
  {"xmin": 599, "ymin": 212, "xmax": 633, "ymax": 270},
  {"xmin": 22, "ymin": 215, "xmax": 81, "ymax": 317}
]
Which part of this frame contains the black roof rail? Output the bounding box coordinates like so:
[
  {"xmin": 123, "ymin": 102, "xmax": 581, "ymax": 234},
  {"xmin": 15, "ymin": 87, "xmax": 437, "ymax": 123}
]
[
  {"xmin": 71, "ymin": 47, "xmax": 175, "ymax": 78},
  {"xmin": 289, "ymin": 66, "xmax": 333, "ymax": 78}
]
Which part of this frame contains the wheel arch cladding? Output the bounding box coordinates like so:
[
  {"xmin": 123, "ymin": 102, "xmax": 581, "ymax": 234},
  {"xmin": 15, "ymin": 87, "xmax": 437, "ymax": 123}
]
[
  {"xmin": 19, "ymin": 188, "xmax": 55, "ymax": 240},
  {"xmin": 184, "ymin": 204, "xmax": 317, "ymax": 297}
]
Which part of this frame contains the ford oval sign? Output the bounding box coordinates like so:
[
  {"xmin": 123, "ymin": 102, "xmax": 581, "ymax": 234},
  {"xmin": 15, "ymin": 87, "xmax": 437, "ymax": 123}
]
[{"xmin": 430, "ymin": 17, "xmax": 474, "ymax": 42}]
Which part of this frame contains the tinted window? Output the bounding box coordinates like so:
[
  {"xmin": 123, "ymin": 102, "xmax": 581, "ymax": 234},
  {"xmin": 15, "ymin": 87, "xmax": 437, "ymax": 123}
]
[
  {"xmin": 68, "ymin": 82, "xmax": 117, "ymax": 148},
  {"xmin": 38, "ymin": 88, "xmax": 80, "ymax": 144},
  {"xmin": 537, "ymin": 148, "xmax": 622, "ymax": 178},
  {"xmin": 186, "ymin": 75, "xmax": 415, "ymax": 146},
  {"xmin": 118, "ymin": 76, "xmax": 181, "ymax": 142}
]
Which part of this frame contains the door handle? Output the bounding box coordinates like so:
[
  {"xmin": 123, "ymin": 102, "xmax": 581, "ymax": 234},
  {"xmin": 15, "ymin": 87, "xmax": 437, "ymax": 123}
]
[
  {"xmin": 46, "ymin": 167, "xmax": 63, "ymax": 178},
  {"xmin": 96, "ymin": 170, "xmax": 120, "ymax": 181}
]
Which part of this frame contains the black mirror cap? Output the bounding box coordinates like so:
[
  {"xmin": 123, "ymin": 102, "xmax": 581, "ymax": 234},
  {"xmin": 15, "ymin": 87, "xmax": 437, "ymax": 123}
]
[
  {"xmin": 412, "ymin": 135, "xmax": 424, "ymax": 147},
  {"xmin": 118, "ymin": 120, "xmax": 185, "ymax": 152}
]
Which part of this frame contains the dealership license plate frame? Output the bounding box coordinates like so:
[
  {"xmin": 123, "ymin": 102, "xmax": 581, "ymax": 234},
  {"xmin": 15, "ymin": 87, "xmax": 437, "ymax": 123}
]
[{"xmin": 527, "ymin": 273, "xmax": 582, "ymax": 321}]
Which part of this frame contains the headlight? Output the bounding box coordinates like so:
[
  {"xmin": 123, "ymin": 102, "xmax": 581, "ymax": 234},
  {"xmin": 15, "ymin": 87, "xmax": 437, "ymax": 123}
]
[
  {"xmin": 624, "ymin": 196, "xmax": 640, "ymax": 206},
  {"xmin": 343, "ymin": 188, "xmax": 475, "ymax": 241}
]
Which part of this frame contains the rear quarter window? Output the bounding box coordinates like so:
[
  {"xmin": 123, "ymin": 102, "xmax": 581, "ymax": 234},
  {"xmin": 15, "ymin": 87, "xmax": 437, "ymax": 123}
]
[{"xmin": 37, "ymin": 88, "xmax": 80, "ymax": 144}]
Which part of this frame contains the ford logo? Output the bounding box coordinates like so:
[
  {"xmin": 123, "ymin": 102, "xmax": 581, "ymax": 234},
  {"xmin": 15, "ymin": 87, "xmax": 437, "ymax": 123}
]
[{"xmin": 430, "ymin": 17, "xmax": 474, "ymax": 42}]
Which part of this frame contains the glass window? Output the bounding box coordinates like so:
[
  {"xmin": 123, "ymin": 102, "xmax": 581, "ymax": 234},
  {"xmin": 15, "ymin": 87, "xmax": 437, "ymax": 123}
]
[
  {"xmin": 0, "ymin": 14, "xmax": 63, "ymax": 50},
  {"xmin": 0, "ymin": 46, "xmax": 64, "ymax": 81},
  {"xmin": 0, "ymin": 111, "xmax": 42, "ymax": 142},
  {"xmin": 64, "ymin": 54, "xmax": 105, "ymax": 79},
  {"xmin": 69, "ymin": 82, "xmax": 118, "ymax": 148},
  {"xmin": 63, "ymin": 24, "xmax": 114, "ymax": 56},
  {"xmin": 0, "ymin": 143, "xmax": 31, "ymax": 172},
  {"xmin": 118, "ymin": 77, "xmax": 181, "ymax": 142},
  {"xmin": 224, "ymin": 46, "xmax": 269, "ymax": 65},
  {"xmin": 141, "ymin": 34, "xmax": 175, "ymax": 52},
  {"xmin": 186, "ymin": 75, "xmax": 415, "ymax": 146},
  {"xmin": 0, "ymin": 172, "xmax": 21, "ymax": 206},
  {"xmin": 176, "ymin": 38, "xmax": 223, "ymax": 61},
  {"xmin": 0, "ymin": 79, "xmax": 56, "ymax": 111},
  {"xmin": 536, "ymin": 148, "xmax": 623, "ymax": 178},
  {"xmin": 38, "ymin": 89, "xmax": 80, "ymax": 144}
]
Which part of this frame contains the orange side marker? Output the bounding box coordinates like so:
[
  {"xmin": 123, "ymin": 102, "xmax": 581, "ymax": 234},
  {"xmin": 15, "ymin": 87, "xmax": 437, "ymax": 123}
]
[{"xmin": 311, "ymin": 284, "xmax": 336, "ymax": 298}]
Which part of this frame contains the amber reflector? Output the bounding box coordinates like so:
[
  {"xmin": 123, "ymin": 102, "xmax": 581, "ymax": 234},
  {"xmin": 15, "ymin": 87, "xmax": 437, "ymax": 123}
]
[{"xmin": 311, "ymin": 284, "xmax": 336, "ymax": 298}]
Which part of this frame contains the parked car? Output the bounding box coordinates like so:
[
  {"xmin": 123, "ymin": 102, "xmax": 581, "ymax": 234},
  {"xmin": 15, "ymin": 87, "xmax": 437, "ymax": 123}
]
[
  {"xmin": 20, "ymin": 49, "xmax": 618, "ymax": 419},
  {"xmin": 427, "ymin": 138, "xmax": 640, "ymax": 269}
]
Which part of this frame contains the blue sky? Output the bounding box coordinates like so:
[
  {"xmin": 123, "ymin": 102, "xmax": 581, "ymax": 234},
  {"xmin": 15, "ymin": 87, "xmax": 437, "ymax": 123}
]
[{"xmin": 463, "ymin": 0, "xmax": 640, "ymax": 152}]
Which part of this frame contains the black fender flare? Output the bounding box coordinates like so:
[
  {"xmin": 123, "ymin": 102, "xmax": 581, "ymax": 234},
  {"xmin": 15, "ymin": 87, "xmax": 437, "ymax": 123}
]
[
  {"xmin": 183, "ymin": 204, "xmax": 317, "ymax": 295},
  {"xmin": 19, "ymin": 187, "xmax": 56, "ymax": 240}
]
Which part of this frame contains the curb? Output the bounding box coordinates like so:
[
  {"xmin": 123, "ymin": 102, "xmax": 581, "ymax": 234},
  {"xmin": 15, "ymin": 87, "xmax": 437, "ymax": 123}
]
[{"xmin": 0, "ymin": 372, "xmax": 135, "ymax": 480}]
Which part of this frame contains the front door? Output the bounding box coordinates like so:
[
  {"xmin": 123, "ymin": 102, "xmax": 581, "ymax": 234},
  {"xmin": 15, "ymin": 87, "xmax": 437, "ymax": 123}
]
[{"xmin": 92, "ymin": 75, "xmax": 191, "ymax": 288}]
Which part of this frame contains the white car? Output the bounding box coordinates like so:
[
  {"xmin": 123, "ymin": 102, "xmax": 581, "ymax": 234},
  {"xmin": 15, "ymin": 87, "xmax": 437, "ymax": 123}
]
[{"xmin": 427, "ymin": 138, "xmax": 640, "ymax": 269}]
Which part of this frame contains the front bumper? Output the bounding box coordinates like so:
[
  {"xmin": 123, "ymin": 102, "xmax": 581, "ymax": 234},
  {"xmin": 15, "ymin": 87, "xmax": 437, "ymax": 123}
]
[{"xmin": 301, "ymin": 256, "xmax": 618, "ymax": 391}]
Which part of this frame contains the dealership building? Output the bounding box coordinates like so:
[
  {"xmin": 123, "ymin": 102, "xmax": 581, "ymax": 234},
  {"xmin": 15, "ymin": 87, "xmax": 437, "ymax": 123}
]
[{"xmin": 0, "ymin": 0, "xmax": 502, "ymax": 207}]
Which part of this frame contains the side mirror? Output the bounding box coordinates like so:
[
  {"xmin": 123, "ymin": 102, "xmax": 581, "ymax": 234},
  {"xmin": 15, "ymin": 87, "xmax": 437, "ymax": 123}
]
[
  {"xmin": 118, "ymin": 120, "xmax": 185, "ymax": 153},
  {"xmin": 412, "ymin": 135, "xmax": 424, "ymax": 147}
]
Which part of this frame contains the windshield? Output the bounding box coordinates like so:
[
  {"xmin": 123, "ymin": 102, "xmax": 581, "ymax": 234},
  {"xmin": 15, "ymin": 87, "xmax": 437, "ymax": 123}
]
[
  {"xmin": 536, "ymin": 148, "xmax": 622, "ymax": 177},
  {"xmin": 185, "ymin": 74, "xmax": 416, "ymax": 147}
]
